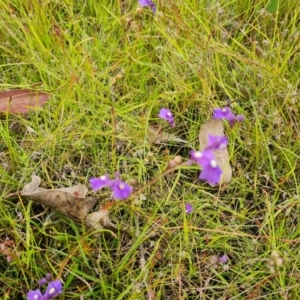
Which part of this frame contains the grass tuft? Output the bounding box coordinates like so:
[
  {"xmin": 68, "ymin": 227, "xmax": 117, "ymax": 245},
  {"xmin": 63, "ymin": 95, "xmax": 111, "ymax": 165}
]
[{"xmin": 1, "ymin": 0, "xmax": 300, "ymax": 299}]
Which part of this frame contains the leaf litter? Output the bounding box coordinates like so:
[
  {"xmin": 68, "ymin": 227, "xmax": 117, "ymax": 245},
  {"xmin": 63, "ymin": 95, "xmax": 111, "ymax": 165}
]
[
  {"xmin": 4, "ymin": 115, "xmax": 233, "ymax": 241},
  {"xmin": 6, "ymin": 175, "xmax": 118, "ymax": 234}
]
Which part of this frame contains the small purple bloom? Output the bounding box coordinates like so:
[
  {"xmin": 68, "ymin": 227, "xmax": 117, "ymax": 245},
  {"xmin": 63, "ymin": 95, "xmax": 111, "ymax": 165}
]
[
  {"xmin": 228, "ymin": 114, "xmax": 244, "ymax": 127},
  {"xmin": 219, "ymin": 254, "xmax": 229, "ymax": 264},
  {"xmin": 213, "ymin": 107, "xmax": 233, "ymax": 119},
  {"xmin": 190, "ymin": 149, "xmax": 215, "ymax": 166},
  {"xmin": 139, "ymin": 0, "xmax": 156, "ymax": 13},
  {"xmin": 39, "ymin": 273, "xmax": 51, "ymax": 286},
  {"xmin": 190, "ymin": 149, "xmax": 203, "ymax": 164},
  {"xmin": 213, "ymin": 107, "xmax": 244, "ymax": 127},
  {"xmin": 27, "ymin": 289, "xmax": 43, "ymax": 300},
  {"xmin": 206, "ymin": 135, "xmax": 228, "ymax": 151},
  {"xmin": 185, "ymin": 203, "xmax": 193, "ymax": 214},
  {"xmin": 38, "ymin": 278, "xmax": 47, "ymax": 286},
  {"xmin": 190, "ymin": 149, "xmax": 222, "ymax": 186},
  {"xmin": 90, "ymin": 175, "xmax": 112, "ymax": 191},
  {"xmin": 90, "ymin": 173, "xmax": 133, "ymax": 200},
  {"xmin": 111, "ymin": 180, "xmax": 133, "ymax": 200},
  {"xmin": 43, "ymin": 280, "xmax": 63, "ymax": 300},
  {"xmin": 199, "ymin": 159, "xmax": 223, "ymax": 186},
  {"xmin": 158, "ymin": 108, "xmax": 175, "ymax": 127}
]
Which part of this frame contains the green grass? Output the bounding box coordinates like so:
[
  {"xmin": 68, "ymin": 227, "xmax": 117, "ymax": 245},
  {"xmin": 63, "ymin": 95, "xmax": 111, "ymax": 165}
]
[{"xmin": 1, "ymin": 0, "xmax": 300, "ymax": 299}]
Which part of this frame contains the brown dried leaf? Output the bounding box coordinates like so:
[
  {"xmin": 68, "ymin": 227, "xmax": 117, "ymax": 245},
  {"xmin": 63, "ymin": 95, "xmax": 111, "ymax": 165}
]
[
  {"xmin": 199, "ymin": 118, "xmax": 232, "ymax": 186},
  {"xmin": 0, "ymin": 89, "xmax": 50, "ymax": 114},
  {"xmin": 85, "ymin": 209, "xmax": 118, "ymax": 233},
  {"xmin": 20, "ymin": 175, "xmax": 96, "ymax": 220},
  {"xmin": 7, "ymin": 176, "xmax": 122, "ymax": 235}
]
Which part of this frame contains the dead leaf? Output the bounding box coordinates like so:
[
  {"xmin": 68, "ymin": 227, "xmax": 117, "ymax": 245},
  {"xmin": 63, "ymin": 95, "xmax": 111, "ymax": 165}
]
[
  {"xmin": 0, "ymin": 89, "xmax": 50, "ymax": 114},
  {"xmin": 6, "ymin": 176, "xmax": 123, "ymax": 235},
  {"xmin": 199, "ymin": 118, "xmax": 232, "ymax": 186},
  {"xmin": 20, "ymin": 175, "xmax": 96, "ymax": 220},
  {"xmin": 85, "ymin": 209, "xmax": 118, "ymax": 232}
]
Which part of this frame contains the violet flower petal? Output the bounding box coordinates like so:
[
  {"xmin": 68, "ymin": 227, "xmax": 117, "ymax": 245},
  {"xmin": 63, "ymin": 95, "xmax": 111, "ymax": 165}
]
[
  {"xmin": 219, "ymin": 254, "xmax": 229, "ymax": 264},
  {"xmin": 185, "ymin": 203, "xmax": 193, "ymax": 214},
  {"xmin": 213, "ymin": 107, "xmax": 235, "ymax": 120},
  {"xmin": 139, "ymin": 0, "xmax": 152, "ymax": 6},
  {"xmin": 139, "ymin": 0, "xmax": 156, "ymax": 13},
  {"xmin": 190, "ymin": 149, "xmax": 215, "ymax": 166},
  {"xmin": 90, "ymin": 175, "xmax": 112, "ymax": 191},
  {"xmin": 151, "ymin": 3, "xmax": 157, "ymax": 13},
  {"xmin": 43, "ymin": 280, "xmax": 63, "ymax": 300},
  {"xmin": 111, "ymin": 180, "xmax": 133, "ymax": 200},
  {"xmin": 206, "ymin": 135, "xmax": 228, "ymax": 151},
  {"xmin": 228, "ymin": 114, "xmax": 244, "ymax": 127},
  {"xmin": 199, "ymin": 160, "xmax": 223, "ymax": 186},
  {"xmin": 158, "ymin": 108, "xmax": 175, "ymax": 127},
  {"xmin": 27, "ymin": 289, "xmax": 43, "ymax": 300},
  {"xmin": 213, "ymin": 107, "xmax": 244, "ymax": 127},
  {"xmin": 38, "ymin": 277, "xmax": 48, "ymax": 286},
  {"xmin": 39, "ymin": 273, "xmax": 52, "ymax": 286},
  {"xmin": 45, "ymin": 273, "xmax": 52, "ymax": 281}
]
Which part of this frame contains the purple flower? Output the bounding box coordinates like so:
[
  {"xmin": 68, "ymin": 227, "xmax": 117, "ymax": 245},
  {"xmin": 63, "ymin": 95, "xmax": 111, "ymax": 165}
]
[
  {"xmin": 27, "ymin": 289, "xmax": 43, "ymax": 300},
  {"xmin": 38, "ymin": 278, "xmax": 48, "ymax": 287},
  {"xmin": 213, "ymin": 107, "xmax": 233, "ymax": 119},
  {"xmin": 190, "ymin": 149, "xmax": 214, "ymax": 165},
  {"xmin": 39, "ymin": 273, "xmax": 51, "ymax": 286},
  {"xmin": 43, "ymin": 280, "xmax": 63, "ymax": 300},
  {"xmin": 158, "ymin": 108, "xmax": 175, "ymax": 127},
  {"xmin": 185, "ymin": 203, "xmax": 193, "ymax": 214},
  {"xmin": 199, "ymin": 159, "xmax": 222, "ymax": 186},
  {"xmin": 27, "ymin": 277, "xmax": 63, "ymax": 300},
  {"xmin": 213, "ymin": 107, "xmax": 244, "ymax": 127},
  {"xmin": 90, "ymin": 174, "xmax": 112, "ymax": 191},
  {"xmin": 190, "ymin": 149, "xmax": 223, "ymax": 186},
  {"xmin": 190, "ymin": 149, "xmax": 203, "ymax": 164},
  {"xmin": 90, "ymin": 174, "xmax": 133, "ymax": 200},
  {"xmin": 206, "ymin": 135, "xmax": 228, "ymax": 151},
  {"xmin": 139, "ymin": 0, "xmax": 156, "ymax": 13},
  {"xmin": 219, "ymin": 254, "xmax": 229, "ymax": 264},
  {"xmin": 111, "ymin": 180, "xmax": 133, "ymax": 200}
]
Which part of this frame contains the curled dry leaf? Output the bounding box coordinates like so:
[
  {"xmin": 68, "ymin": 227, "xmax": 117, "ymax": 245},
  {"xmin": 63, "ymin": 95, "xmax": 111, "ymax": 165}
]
[
  {"xmin": 0, "ymin": 89, "xmax": 50, "ymax": 114},
  {"xmin": 85, "ymin": 209, "xmax": 118, "ymax": 234},
  {"xmin": 20, "ymin": 175, "xmax": 96, "ymax": 221},
  {"xmin": 6, "ymin": 176, "xmax": 120, "ymax": 234},
  {"xmin": 199, "ymin": 118, "xmax": 232, "ymax": 186}
]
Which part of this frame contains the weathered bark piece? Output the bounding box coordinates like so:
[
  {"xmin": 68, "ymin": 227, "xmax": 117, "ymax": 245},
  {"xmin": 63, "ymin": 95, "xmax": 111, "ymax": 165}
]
[{"xmin": 199, "ymin": 118, "xmax": 232, "ymax": 186}]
